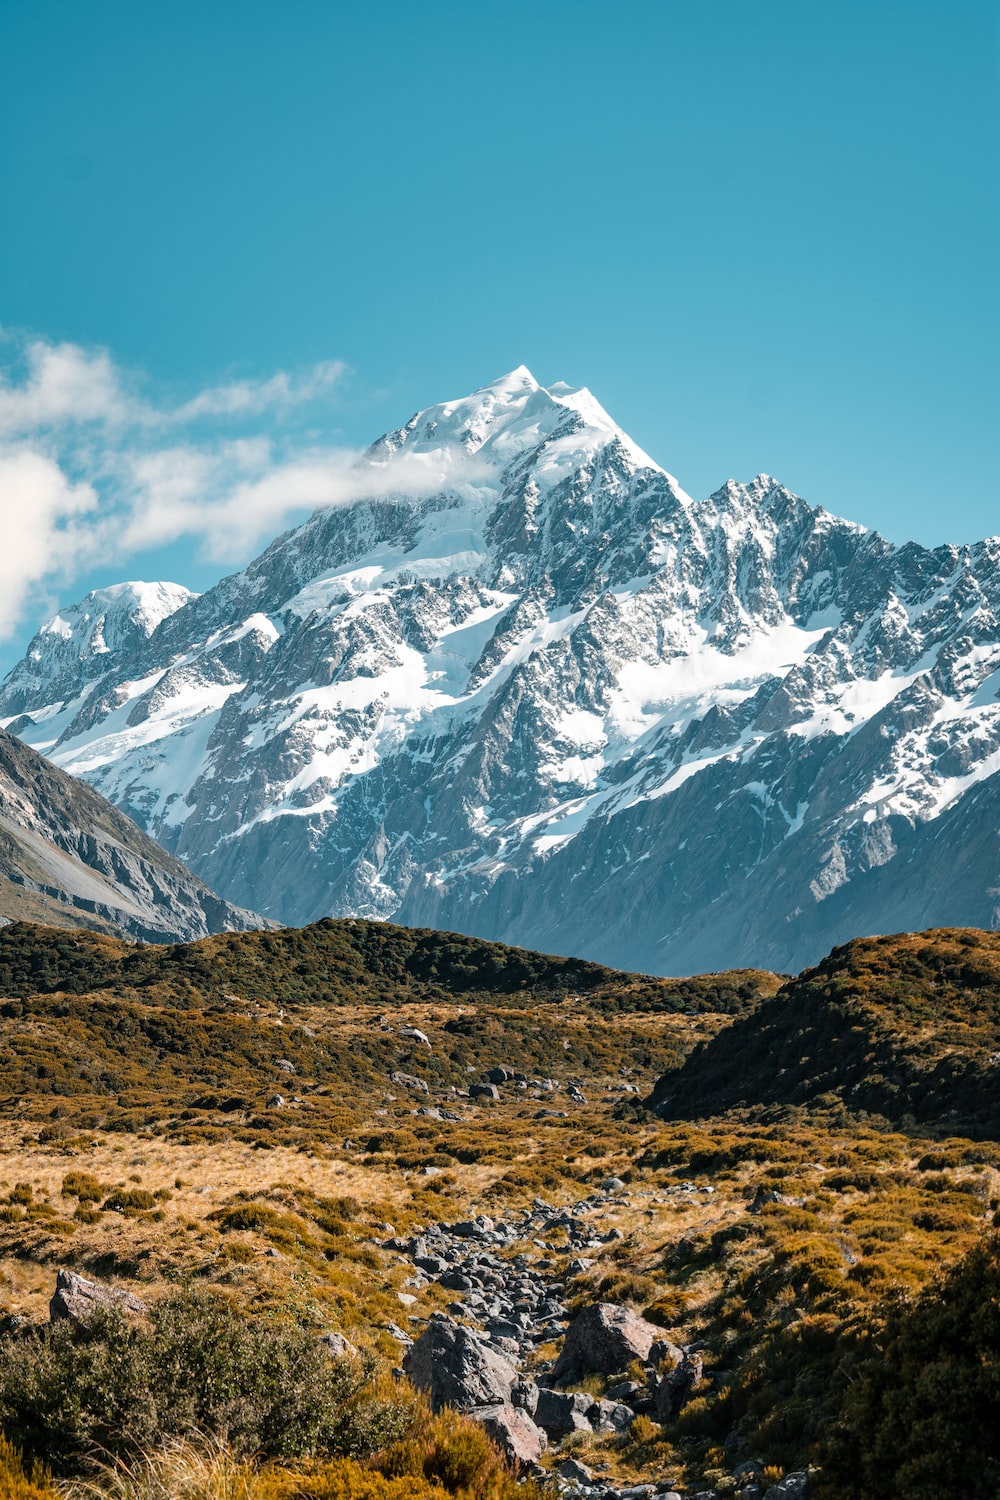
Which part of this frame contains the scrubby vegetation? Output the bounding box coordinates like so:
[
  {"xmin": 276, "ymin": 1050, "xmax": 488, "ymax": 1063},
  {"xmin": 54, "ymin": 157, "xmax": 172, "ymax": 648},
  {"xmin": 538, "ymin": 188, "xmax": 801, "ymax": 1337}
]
[
  {"xmin": 652, "ymin": 928, "xmax": 1000, "ymax": 1137},
  {"xmin": 0, "ymin": 918, "xmax": 997, "ymax": 1495}
]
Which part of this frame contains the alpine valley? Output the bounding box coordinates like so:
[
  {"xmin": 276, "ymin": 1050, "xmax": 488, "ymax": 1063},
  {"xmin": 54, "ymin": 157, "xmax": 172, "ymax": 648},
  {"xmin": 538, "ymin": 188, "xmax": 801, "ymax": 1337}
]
[{"xmin": 4, "ymin": 367, "xmax": 999, "ymax": 974}]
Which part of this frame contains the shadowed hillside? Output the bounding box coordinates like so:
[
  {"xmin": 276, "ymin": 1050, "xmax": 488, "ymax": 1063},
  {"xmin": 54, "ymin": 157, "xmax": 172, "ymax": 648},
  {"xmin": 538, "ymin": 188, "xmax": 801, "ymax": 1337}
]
[{"xmin": 650, "ymin": 928, "xmax": 1000, "ymax": 1138}]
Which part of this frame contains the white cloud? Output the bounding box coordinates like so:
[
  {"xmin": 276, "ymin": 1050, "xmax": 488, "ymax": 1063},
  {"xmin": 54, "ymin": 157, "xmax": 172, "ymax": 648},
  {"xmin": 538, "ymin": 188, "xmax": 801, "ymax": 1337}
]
[
  {"xmin": 0, "ymin": 334, "xmax": 481, "ymax": 642},
  {"xmin": 0, "ymin": 341, "xmax": 128, "ymax": 434},
  {"xmin": 0, "ymin": 448, "xmax": 99, "ymax": 635}
]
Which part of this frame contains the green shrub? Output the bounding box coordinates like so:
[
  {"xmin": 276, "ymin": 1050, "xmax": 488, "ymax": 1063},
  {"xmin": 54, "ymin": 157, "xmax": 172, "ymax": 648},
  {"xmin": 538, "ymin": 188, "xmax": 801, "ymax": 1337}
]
[
  {"xmin": 817, "ymin": 1236, "xmax": 1000, "ymax": 1499},
  {"xmin": 0, "ymin": 1287, "xmax": 403, "ymax": 1477}
]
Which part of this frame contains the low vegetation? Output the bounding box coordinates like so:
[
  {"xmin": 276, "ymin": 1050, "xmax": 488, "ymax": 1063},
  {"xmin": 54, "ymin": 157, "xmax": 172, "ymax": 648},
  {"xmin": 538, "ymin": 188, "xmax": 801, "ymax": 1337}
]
[{"xmin": 0, "ymin": 919, "xmax": 996, "ymax": 1497}]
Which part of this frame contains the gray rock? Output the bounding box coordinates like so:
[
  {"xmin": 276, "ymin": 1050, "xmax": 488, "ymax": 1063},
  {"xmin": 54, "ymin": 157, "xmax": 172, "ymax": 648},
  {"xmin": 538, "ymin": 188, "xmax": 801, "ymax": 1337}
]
[
  {"xmin": 469, "ymin": 1082, "xmax": 500, "ymax": 1102},
  {"xmin": 403, "ymin": 1318, "xmax": 517, "ymax": 1411},
  {"xmin": 49, "ymin": 1268, "xmax": 147, "ymax": 1327},
  {"xmin": 552, "ymin": 1302, "xmax": 659, "ymax": 1382},
  {"xmin": 654, "ymin": 1351, "xmax": 704, "ymax": 1421},
  {"xmin": 534, "ymin": 1387, "xmax": 595, "ymax": 1439},
  {"xmin": 472, "ymin": 1403, "xmax": 546, "ymax": 1469}
]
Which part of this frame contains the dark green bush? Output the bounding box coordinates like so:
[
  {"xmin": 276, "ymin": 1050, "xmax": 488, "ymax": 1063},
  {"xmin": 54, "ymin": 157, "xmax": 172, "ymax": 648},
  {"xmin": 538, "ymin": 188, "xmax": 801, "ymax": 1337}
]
[
  {"xmin": 0, "ymin": 1287, "xmax": 402, "ymax": 1477},
  {"xmin": 817, "ymin": 1236, "xmax": 1000, "ymax": 1499}
]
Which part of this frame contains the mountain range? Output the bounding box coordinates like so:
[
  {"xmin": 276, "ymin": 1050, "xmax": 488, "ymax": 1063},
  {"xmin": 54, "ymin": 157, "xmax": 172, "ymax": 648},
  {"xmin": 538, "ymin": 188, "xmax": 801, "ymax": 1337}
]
[{"xmin": 2, "ymin": 366, "xmax": 998, "ymax": 973}]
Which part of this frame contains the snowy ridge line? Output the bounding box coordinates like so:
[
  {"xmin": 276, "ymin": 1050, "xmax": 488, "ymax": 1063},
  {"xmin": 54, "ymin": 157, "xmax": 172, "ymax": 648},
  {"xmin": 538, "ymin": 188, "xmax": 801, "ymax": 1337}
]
[{"xmin": 2, "ymin": 367, "xmax": 1000, "ymax": 973}]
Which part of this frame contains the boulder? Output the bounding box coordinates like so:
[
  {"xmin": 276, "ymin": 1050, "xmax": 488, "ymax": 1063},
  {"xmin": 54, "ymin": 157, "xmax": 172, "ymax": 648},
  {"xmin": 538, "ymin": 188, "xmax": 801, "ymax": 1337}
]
[
  {"xmin": 534, "ymin": 1387, "xmax": 594, "ymax": 1439},
  {"xmin": 403, "ymin": 1318, "xmax": 517, "ymax": 1411},
  {"xmin": 469, "ymin": 1082, "xmax": 500, "ymax": 1102},
  {"xmin": 472, "ymin": 1403, "xmax": 546, "ymax": 1469},
  {"xmin": 49, "ymin": 1269, "xmax": 147, "ymax": 1327},
  {"xmin": 654, "ymin": 1351, "xmax": 704, "ymax": 1421},
  {"xmin": 320, "ymin": 1330, "xmax": 357, "ymax": 1359},
  {"xmin": 551, "ymin": 1302, "xmax": 658, "ymax": 1382}
]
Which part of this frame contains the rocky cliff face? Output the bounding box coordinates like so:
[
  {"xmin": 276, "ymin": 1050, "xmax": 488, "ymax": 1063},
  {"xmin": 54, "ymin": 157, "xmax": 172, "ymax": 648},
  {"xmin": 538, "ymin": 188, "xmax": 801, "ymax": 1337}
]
[
  {"xmin": 0, "ymin": 726, "xmax": 265, "ymax": 942},
  {"xmin": 3, "ymin": 366, "xmax": 998, "ymax": 971}
]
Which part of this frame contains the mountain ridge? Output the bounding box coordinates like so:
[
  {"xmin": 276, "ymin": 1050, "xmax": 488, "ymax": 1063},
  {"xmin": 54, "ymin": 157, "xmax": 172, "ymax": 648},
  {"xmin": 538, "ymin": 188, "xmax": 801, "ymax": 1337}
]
[
  {"xmin": 0, "ymin": 725, "xmax": 265, "ymax": 942},
  {"xmin": 3, "ymin": 367, "xmax": 999, "ymax": 972}
]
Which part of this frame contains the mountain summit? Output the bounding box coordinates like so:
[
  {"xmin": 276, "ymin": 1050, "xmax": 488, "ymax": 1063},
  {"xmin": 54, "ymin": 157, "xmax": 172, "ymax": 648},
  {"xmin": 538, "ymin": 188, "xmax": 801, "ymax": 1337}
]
[{"xmin": 2, "ymin": 369, "xmax": 999, "ymax": 972}]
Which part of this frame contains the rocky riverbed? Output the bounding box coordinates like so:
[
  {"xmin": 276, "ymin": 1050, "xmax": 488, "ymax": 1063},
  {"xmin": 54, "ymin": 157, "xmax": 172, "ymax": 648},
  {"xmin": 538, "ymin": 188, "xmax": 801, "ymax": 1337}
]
[{"xmin": 379, "ymin": 1193, "xmax": 809, "ymax": 1499}]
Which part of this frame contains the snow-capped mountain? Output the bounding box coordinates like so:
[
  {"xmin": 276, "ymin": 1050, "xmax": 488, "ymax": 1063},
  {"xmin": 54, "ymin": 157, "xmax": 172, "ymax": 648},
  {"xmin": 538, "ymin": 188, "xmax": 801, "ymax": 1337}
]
[{"xmin": 3, "ymin": 366, "xmax": 999, "ymax": 973}]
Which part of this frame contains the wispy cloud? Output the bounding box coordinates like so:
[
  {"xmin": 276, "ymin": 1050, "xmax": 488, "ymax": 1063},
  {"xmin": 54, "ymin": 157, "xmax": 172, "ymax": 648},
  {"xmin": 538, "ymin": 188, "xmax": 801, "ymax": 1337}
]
[{"xmin": 0, "ymin": 334, "xmax": 480, "ymax": 640}]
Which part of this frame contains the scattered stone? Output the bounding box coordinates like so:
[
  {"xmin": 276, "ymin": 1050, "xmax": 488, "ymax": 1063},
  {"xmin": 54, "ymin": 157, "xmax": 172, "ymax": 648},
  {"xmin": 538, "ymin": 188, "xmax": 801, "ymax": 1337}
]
[
  {"xmin": 49, "ymin": 1269, "xmax": 147, "ymax": 1327},
  {"xmin": 469, "ymin": 1082, "xmax": 500, "ymax": 1102},
  {"xmin": 552, "ymin": 1301, "xmax": 659, "ymax": 1382},
  {"xmin": 275, "ymin": 1059, "xmax": 296, "ymax": 1073},
  {"xmin": 267, "ymin": 1094, "xmax": 286, "ymax": 1107},
  {"xmin": 487, "ymin": 1066, "xmax": 515, "ymax": 1083},
  {"xmin": 603, "ymin": 1176, "xmax": 627, "ymax": 1192},
  {"xmin": 398, "ymin": 1027, "xmax": 431, "ymax": 1046}
]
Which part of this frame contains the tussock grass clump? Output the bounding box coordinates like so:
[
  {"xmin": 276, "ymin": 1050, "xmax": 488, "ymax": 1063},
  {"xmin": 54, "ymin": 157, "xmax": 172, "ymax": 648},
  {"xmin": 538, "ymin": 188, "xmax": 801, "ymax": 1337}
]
[{"xmin": 0, "ymin": 1436, "xmax": 56, "ymax": 1500}]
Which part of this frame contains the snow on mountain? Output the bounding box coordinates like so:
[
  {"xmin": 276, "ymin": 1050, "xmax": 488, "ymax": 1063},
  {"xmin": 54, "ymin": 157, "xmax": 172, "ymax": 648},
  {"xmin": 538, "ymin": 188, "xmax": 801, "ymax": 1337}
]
[{"xmin": 2, "ymin": 368, "xmax": 999, "ymax": 973}]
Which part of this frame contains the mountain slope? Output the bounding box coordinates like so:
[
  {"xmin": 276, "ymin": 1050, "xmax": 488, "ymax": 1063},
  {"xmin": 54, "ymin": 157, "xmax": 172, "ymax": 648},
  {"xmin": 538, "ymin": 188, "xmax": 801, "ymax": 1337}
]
[
  {"xmin": 0, "ymin": 727, "xmax": 265, "ymax": 942},
  {"xmin": 649, "ymin": 928, "xmax": 1000, "ymax": 1138},
  {"xmin": 3, "ymin": 367, "xmax": 1000, "ymax": 972}
]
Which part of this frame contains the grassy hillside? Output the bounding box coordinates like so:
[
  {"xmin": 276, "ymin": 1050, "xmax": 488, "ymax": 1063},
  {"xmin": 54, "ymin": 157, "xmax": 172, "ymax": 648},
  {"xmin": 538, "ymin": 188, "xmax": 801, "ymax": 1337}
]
[
  {"xmin": 0, "ymin": 919, "xmax": 996, "ymax": 1499},
  {"xmin": 650, "ymin": 928, "xmax": 1000, "ymax": 1138}
]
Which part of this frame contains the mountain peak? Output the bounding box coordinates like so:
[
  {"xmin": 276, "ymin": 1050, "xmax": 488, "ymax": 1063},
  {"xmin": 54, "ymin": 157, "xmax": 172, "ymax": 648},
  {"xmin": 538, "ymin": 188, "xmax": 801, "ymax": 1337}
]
[{"xmin": 4, "ymin": 367, "xmax": 997, "ymax": 977}]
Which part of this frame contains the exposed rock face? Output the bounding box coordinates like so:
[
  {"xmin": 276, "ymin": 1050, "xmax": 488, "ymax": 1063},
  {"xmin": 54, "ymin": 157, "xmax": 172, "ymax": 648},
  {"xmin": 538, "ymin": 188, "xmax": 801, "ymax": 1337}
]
[
  {"xmin": 8, "ymin": 368, "xmax": 1000, "ymax": 971},
  {"xmin": 0, "ymin": 727, "xmax": 265, "ymax": 941},
  {"xmin": 551, "ymin": 1302, "xmax": 659, "ymax": 1383},
  {"xmin": 49, "ymin": 1268, "xmax": 147, "ymax": 1326},
  {"xmin": 402, "ymin": 1317, "xmax": 518, "ymax": 1411}
]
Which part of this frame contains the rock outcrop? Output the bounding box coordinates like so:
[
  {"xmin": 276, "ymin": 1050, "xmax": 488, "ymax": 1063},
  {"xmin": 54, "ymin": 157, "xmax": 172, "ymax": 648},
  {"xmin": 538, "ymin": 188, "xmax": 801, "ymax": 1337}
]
[{"xmin": 49, "ymin": 1268, "xmax": 148, "ymax": 1327}]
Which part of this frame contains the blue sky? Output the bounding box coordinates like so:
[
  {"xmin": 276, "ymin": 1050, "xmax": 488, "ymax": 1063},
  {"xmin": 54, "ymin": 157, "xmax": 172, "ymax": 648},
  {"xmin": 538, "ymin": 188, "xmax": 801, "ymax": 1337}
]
[{"xmin": 0, "ymin": 0, "xmax": 996, "ymax": 676}]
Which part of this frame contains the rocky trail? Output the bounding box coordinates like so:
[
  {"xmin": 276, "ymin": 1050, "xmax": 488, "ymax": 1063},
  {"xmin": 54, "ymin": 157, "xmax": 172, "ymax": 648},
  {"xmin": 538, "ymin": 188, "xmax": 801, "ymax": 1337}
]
[{"xmin": 380, "ymin": 1195, "xmax": 808, "ymax": 1500}]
